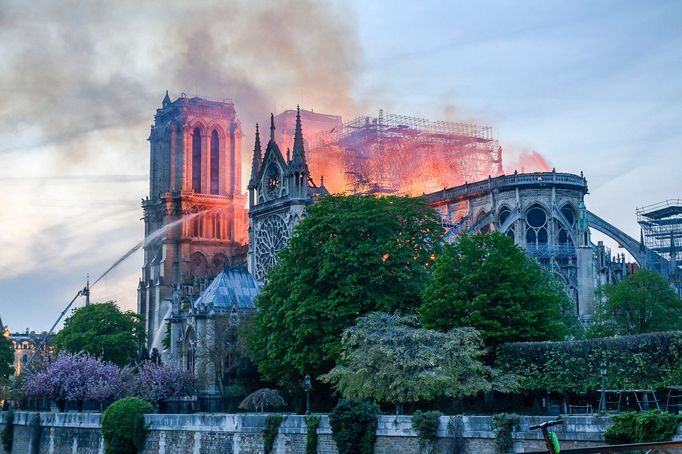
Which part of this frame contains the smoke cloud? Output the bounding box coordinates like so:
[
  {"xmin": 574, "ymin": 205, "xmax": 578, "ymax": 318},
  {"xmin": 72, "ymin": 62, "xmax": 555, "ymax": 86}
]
[
  {"xmin": 0, "ymin": 0, "xmax": 362, "ymax": 161},
  {"xmin": 503, "ymin": 147, "xmax": 552, "ymax": 174}
]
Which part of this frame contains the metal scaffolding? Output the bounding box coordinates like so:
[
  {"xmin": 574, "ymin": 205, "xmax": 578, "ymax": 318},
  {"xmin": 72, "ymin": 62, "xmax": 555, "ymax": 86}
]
[
  {"xmin": 307, "ymin": 110, "xmax": 503, "ymax": 196},
  {"xmin": 637, "ymin": 200, "xmax": 682, "ymax": 260},
  {"xmin": 637, "ymin": 199, "xmax": 682, "ymax": 293}
]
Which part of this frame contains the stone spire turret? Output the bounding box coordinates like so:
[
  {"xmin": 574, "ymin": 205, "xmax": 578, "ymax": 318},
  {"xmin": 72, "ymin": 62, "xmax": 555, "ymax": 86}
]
[
  {"xmin": 248, "ymin": 123, "xmax": 262, "ymax": 190},
  {"xmin": 162, "ymin": 90, "xmax": 171, "ymax": 107},
  {"xmin": 290, "ymin": 105, "xmax": 308, "ymax": 174},
  {"xmin": 269, "ymin": 113, "xmax": 276, "ymax": 143}
]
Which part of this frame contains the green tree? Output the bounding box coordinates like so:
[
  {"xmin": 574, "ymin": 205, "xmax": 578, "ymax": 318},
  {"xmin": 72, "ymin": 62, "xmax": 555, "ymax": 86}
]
[
  {"xmin": 321, "ymin": 312, "xmax": 499, "ymax": 412},
  {"xmin": 54, "ymin": 302, "xmax": 144, "ymax": 367},
  {"xmin": 590, "ymin": 270, "xmax": 682, "ymax": 336},
  {"xmin": 101, "ymin": 397, "xmax": 154, "ymax": 454},
  {"xmin": 420, "ymin": 232, "xmax": 573, "ymax": 350},
  {"xmin": 247, "ymin": 195, "xmax": 443, "ymax": 388},
  {"xmin": 0, "ymin": 334, "xmax": 14, "ymax": 379}
]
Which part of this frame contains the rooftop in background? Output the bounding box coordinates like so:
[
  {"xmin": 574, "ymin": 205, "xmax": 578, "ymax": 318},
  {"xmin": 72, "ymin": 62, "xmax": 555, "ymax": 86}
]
[
  {"xmin": 192, "ymin": 266, "xmax": 259, "ymax": 314},
  {"xmin": 155, "ymin": 92, "xmax": 237, "ymax": 122},
  {"xmin": 423, "ymin": 170, "xmax": 588, "ymax": 205}
]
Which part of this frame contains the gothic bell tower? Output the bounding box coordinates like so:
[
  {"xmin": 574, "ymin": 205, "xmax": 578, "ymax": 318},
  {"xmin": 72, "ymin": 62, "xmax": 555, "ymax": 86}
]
[
  {"xmin": 139, "ymin": 92, "xmax": 248, "ymax": 349},
  {"xmin": 247, "ymin": 107, "xmax": 327, "ymax": 282}
]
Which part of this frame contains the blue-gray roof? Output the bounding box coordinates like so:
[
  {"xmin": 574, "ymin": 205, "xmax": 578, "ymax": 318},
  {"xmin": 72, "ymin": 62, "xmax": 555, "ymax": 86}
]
[{"xmin": 193, "ymin": 267, "xmax": 259, "ymax": 312}]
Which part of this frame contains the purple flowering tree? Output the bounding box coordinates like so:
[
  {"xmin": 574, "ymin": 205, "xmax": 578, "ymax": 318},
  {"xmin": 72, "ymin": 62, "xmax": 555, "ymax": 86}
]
[
  {"xmin": 23, "ymin": 353, "xmax": 121, "ymax": 411},
  {"xmin": 23, "ymin": 371, "xmax": 52, "ymax": 401},
  {"xmin": 134, "ymin": 361, "xmax": 196, "ymax": 408},
  {"xmin": 23, "ymin": 354, "xmax": 196, "ymax": 412}
]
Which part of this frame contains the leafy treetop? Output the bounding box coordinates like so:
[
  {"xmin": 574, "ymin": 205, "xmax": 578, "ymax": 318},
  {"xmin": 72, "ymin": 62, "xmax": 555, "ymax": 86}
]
[
  {"xmin": 247, "ymin": 195, "xmax": 444, "ymax": 388},
  {"xmin": 54, "ymin": 302, "xmax": 144, "ymax": 367},
  {"xmin": 590, "ymin": 269, "xmax": 682, "ymax": 337},
  {"xmin": 0, "ymin": 334, "xmax": 14, "ymax": 379},
  {"xmin": 321, "ymin": 312, "xmax": 499, "ymax": 406},
  {"xmin": 421, "ymin": 232, "xmax": 576, "ymax": 350}
]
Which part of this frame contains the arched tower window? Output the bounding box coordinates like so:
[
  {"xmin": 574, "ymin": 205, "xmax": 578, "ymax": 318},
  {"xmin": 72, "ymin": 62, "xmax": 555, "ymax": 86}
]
[
  {"xmin": 558, "ymin": 205, "xmax": 576, "ymax": 246},
  {"xmin": 498, "ymin": 206, "xmax": 511, "ymax": 226},
  {"xmin": 184, "ymin": 328, "xmax": 195, "ymax": 373},
  {"xmin": 476, "ymin": 211, "xmax": 492, "ymax": 233},
  {"xmin": 210, "ymin": 130, "xmax": 219, "ymax": 195},
  {"xmin": 526, "ymin": 205, "xmax": 548, "ymax": 247},
  {"xmin": 192, "ymin": 128, "xmax": 202, "ymax": 192},
  {"xmin": 561, "ymin": 205, "xmax": 576, "ymax": 227},
  {"xmin": 190, "ymin": 252, "xmax": 208, "ymax": 277}
]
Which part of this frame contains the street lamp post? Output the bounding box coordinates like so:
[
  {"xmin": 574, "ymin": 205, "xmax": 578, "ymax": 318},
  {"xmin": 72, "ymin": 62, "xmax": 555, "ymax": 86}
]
[
  {"xmin": 599, "ymin": 362, "xmax": 607, "ymax": 413},
  {"xmin": 304, "ymin": 374, "xmax": 312, "ymax": 416}
]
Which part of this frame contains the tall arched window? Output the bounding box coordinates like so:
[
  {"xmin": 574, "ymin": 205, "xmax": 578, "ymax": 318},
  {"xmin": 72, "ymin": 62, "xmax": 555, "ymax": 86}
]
[
  {"xmin": 558, "ymin": 205, "xmax": 576, "ymax": 246},
  {"xmin": 210, "ymin": 130, "xmax": 219, "ymax": 194},
  {"xmin": 192, "ymin": 127, "xmax": 202, "ymax": 192},
  {"xmin": 526, "ymin": 204, "xmax": 548, "ymax": 247}
]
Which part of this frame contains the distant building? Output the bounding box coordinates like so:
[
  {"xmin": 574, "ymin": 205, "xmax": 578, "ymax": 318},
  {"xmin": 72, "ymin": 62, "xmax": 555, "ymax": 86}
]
[{"xmin": 1, "ymin": 317, "xmax": 52, "ymax": 376}]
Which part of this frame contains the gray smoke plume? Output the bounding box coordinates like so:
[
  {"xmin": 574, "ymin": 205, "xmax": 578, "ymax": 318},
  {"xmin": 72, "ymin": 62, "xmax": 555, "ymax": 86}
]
[{"xmin": 0, "ymin": 0, "xmax": 362, "ymax": 160}]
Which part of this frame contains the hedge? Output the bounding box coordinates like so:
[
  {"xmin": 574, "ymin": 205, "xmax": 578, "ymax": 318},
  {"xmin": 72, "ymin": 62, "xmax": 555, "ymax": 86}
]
[
  {"xmin": 496, "ymin": 332, "xmax": 682, "ymax": 393},
  {"xmin": 604, "ymin": 410, "xmax": 682, "ymax": 444},
  {"xmin": 329, "ymin": 399, "xmax": 379, "ymax": 454},
  {"xmin": 101, "ymin": 397, "xmax": 154, "ymax": 454}
]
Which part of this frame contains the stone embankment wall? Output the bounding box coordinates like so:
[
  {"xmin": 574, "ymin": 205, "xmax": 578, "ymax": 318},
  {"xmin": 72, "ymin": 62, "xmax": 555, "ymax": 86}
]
[{"xmin": 2, "ymin": 411, "xmax": 679, "ymax": 453}]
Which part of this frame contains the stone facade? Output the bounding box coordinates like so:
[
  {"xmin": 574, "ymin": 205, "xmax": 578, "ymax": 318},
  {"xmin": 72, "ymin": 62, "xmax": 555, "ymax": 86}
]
[
  {"xmin": 423, "ymin": 171, "xmax": 633, "ymax": 320},
  {"xmin": 139, "ymin": 93, "xmax": 248, "ymax": 350},
  {"xmin": 247, "ymin": 108, "xmax": 327, "ymax": 283},
  {"xmin": 6, "ymin": 412, "xmax": 679, "ymax": 454},
  {"xmin": 167, "ymin": 267, "xmax": 258, "ymax": 396}
]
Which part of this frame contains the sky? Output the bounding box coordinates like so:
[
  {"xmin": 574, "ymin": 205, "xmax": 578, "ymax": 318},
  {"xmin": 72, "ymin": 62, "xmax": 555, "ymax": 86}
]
[{"xmin": 0, "ymin": 0, "xmax": 680, "ymax": 332}]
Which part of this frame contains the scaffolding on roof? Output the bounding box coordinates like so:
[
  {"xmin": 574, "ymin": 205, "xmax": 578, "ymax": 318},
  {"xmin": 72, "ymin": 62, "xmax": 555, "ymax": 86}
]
[
  {"xmin": 308, "ymin": 110, "xmax": 503, "ymax": 196},
  {"xmin": 637, "ymin": 199, "xmax": 682, "ymax": 260},
  {"xmin": 637, "ymin": 199, "xmax": 682, "ymax": 295}
]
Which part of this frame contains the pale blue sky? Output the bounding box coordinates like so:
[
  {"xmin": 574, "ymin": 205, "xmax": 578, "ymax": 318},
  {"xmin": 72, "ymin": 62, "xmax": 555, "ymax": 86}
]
[{"xmin": 0, "ymin": 0, "xmax": 680, "ymax": 332}]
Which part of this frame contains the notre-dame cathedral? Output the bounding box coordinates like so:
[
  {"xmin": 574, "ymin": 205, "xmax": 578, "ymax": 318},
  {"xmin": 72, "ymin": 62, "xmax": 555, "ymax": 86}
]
[{"xmin": 142, "ymin": 92, "xmax": 638, "ymax": 395}]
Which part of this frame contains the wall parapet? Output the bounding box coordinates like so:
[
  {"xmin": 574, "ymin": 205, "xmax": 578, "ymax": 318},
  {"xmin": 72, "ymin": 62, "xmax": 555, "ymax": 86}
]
[{"xmin": 4, "ymin": 411, "xmax": 679, "ymax": 454}]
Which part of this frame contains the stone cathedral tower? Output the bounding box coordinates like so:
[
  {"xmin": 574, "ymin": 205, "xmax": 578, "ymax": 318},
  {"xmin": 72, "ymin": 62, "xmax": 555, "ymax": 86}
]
[
  {"xmin": 247, "ymin": 107, "xmax": 327, "ymax": 282},
  {"xmin": 139, "ymin": 92, "xmax": 248, "ymax": 348}
]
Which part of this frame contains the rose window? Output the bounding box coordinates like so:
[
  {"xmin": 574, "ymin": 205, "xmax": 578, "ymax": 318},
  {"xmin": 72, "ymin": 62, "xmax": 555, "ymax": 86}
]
[{"xmin": 254, "ymin": 215, "xmax": 289, "ymax": 281}]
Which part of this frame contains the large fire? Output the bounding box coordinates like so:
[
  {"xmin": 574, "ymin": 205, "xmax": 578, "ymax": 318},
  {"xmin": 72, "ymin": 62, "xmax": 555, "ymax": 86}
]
[{"xmin": 276, "ymin": 109, "xmax": 514, "ymax": 196}]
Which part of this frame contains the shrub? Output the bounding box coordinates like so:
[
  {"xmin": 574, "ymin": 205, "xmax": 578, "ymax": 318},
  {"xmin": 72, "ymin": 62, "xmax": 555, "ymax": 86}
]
[
  {"xmin": 263, "ymin": 415, "xmax": 284, "ymax": 454},
  {"xmin": 412, "ymin": 410, "xmax": 442, "ymax": 453},
  {"xmin": 305, "ymin": 415, "xmax": 321, "ymax": 454},
  {"xmin": 496, "ymin": 332, "xmax": 682, "ymax": 393},
  {"xmin": 604, "ymin": 410, "xmax": 682, "ymax": 445},
  {"xmin": 329, "ymin": 399, "xmax": 379, "ymax": 454},
  {"xmin": 101, "ymin": 397, "xmax": 154, "ymax": 454},
  {"xmin": 239, "ymin": 388, "xmax": 287, "ymax": 413},
  {"xmin": 491, "ymin": 413, "xmax": 519, "ymax": 454},
  {"xmin": 1, "ymin": 409, "xmax": 13, "ymax": 453}
]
